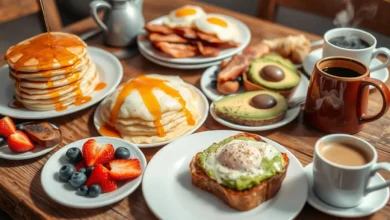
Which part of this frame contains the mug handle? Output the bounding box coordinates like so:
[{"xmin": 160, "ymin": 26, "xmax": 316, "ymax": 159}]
[
  {"xmin": 365, "ymin": 162, "xmax": 390, "ymax": 194},
  {"xmin": 370, "ymin": 48, "xmax": 390, "ymax": 72},
  {"xmin": 90, "ymin": 0, "xmax": 111, "ymax": 32},
  {"xmin": 358, "ymin": 77, "xmax": 390, "ymax": 123}
]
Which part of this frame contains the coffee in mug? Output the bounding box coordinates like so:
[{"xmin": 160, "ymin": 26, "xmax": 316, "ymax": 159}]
[
  {"xmin": 329, "ymin": 36, "xmax": 371, "ymax": 49},
  {"xmin": 318, "ymin": 142, "xmax": 370, "ymax": 166}
]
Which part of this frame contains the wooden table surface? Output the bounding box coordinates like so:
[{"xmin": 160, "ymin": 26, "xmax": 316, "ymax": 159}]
[{"xmin": 1, "ymin": 0, "xmax": 389, "ymax": 219}]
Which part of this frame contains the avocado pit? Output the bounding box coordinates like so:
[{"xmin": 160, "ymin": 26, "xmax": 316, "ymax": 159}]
[
  {"xmin": 259, "ymin": 65, "xmax": 285, "ymax": 82},
  {"xmin": 250, "ymin": 94, "xmax": 277, "ymax": 109}
]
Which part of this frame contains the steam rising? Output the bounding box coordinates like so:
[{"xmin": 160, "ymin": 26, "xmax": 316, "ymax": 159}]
[{"xmin": 333, "ymin": 0, "xmax": 378, "ymax": 27}]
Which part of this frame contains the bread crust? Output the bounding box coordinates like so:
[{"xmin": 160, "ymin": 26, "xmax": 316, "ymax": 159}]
[
  {"xmin": 215, "ymin": 110, "xmax": 286, "ymax": 126},
  {"xmin": 190, "ymin": 149, "xmax": 289, "ymax": 211}
]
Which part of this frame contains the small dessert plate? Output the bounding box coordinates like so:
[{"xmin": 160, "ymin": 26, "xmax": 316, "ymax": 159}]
[
  {"xmin": 41, "ymin": 137, "xmax": 147, "ymax": 209},
  {"xmin": 94, "ymin": 83, "xmax": 209, "ymax": 148},
  {"xmin": 303, "ymin": 48, "xmax": 389, "ymax": 90},
  {"xmin": 0, "ymin": 123, "xmax": 60, "ymax": 160},
  {"xmin": 305, "ymin": 163, "xmax": 389, "ymax": 218}
]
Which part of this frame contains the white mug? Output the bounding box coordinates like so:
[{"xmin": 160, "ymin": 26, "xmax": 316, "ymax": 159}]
[
  {"xmin": 313, "ymin": 134, "xmax": 390, "ymax": 208},
  {"xmin": 323, "ymin": 28, "xmax": 390, "ymax": 72}
]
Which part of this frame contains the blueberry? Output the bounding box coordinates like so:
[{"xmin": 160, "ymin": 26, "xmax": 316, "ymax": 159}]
[
  {"xmin": 16, "ymin": 124, "xmax": 24, "ymax": 131},
  {"xmin": 68, "ymin": 172, "xmax": 87, "ymax": 188},
  {"xmin": 79, "ymin": 168, "xmax": 86, "ymax": 173},
  {"xmin": 88, "ymin": 184, "xmax": 101, "ymax": 197},
  {"xmin": 0, "ymin": 137, "xmax": 4, "ymax": 146},
  {"xmin": 59, "ymin": 164, "xmax": 75, "ymax": 182},
  {"xmin": 86, "ymin": 166, "xmax": 94, "ymax": 177},
  {"xmin": 66, "ymin": 147, "xmax": 82, "ymax": 163},
  {"xmin": 114, "ymin": 147, "xmax": 131, "ymax": 159},
  {"xmin": 76, "ymin": 185, "xmax": 88, "ymax": 196},
  {"xmin": 210, "ymin": 79, "xmax": 217, "ymax": 89}
]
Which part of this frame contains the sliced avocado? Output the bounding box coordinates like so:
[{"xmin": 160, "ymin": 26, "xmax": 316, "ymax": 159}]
[
  {"xmin": 263, "ymin": 54, "xmax": 297, "ymax": 73},
  {"xmin": 248, "ymin": 58, "xmax": 300, "ymax": 90}
]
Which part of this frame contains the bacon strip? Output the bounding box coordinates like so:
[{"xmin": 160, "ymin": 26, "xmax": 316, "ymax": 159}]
[
  {"xmin": 154, "ymin": 42, "xmax": 197, "ymax": 58},
  {"xmin": 149, "ymin": 33, "xmax": 188, "ymax": 43},
  {"xmin": 196, "ymin": 41, "xmax": 219, "ymax": 57},
  {"xmin": 197, "ymin": 32, "xmax": 225, "ymax": 44},
  {"xmin": 242, "ymin": 43, "xmax": 270, "ymax": 60},
  {"xmin": 174, "ymin": 27, "xmax": 198, "ymax": 39},
  {"xmin": 145, "ymin": 24, "xmax": 174, "ymax": 35}
]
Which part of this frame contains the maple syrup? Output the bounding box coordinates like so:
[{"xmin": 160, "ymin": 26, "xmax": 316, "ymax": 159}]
[
  {"xmin": 94, "ymin": 82, "xmax": 107, "ymax": 91},
  {"xmin": 98, "ymin": 124, "xmax": 121, "ymax": 138}
]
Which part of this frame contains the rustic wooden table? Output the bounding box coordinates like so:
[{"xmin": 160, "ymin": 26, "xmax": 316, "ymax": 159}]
[{"xmin": 0, "ymin": 0, "xmax": 389, "ymax": 219}]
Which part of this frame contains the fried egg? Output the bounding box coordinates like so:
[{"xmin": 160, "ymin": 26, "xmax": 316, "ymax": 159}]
[
  {"xmin": 163, "ymin": 5, "xmax": 206, "ymax": 28},
  {"xmin": 195, "ymin": 15, "xmax": 238, "ymax": 42}
]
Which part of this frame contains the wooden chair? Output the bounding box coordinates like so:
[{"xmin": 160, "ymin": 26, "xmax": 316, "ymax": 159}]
[{"xmin": 257, "ymin": 0, "xmax": 390, "ymax": 36}]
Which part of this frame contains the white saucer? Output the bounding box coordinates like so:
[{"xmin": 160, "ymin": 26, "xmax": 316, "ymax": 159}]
[
  {"xmin": 142, "ymin": 130, "xmax": 308, "ymax": 220},
  {"xmin": 305, "ymin": 163, "xmax": 389, "ymax": 218},
  {"xmin": 0, "ymin": 46, "xmax": 123, "ymax": 119},
  {"xmin": 41, "ymin": 137, "xmax": 147, "ymax": 209},
  {"xmin": 0, "ymin": 123, "xmax": 59, "ymax": 160},
  {"xmin": 138, "ymin": 13, "xmax": 251, "ymax": 64},
  {"xmin": 303, "ymin": 48, "xmax": 389, "ymax": 90},
  {"xmin": 94, "ymin": 83, "xmax": 209, "ymax": 148},
  {"xmin": 139, "ymin": 49, "xmax": 222, "ymax": 69}
]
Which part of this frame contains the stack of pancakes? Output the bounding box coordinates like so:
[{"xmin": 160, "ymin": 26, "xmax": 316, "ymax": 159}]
[
  {"xmin": 4, "ymin": 32, "xmax": 99, "ymax": 111},
  {"xmin": 99, "ymin": 74, "xmax": 201, "ymax": 144}
]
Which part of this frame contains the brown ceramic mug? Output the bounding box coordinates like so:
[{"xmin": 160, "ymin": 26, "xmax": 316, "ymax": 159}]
[{"xmin": 304, "ymin": 56, "xmax": 390, "ymax": 134}]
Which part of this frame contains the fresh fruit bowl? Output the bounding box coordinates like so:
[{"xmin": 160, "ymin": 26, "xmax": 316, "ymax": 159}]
[{"xmin": 41, "ymin": 137, "xmax": 147, "ymax": 209}]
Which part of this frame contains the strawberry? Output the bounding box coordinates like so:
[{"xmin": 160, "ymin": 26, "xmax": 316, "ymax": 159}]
[
  {"xmin": 0, "ymin": 116, "xmax": 16, "ymax": 137},
  {"xmin": 108, "ymin": 159, "xmax": 142, "ymax": 180},
  {"xmin": 75, "ymin": 159, "xmax": 86, "ymax": 171},
  {"xmin": 8, "ymin": 131, "xmax": 34, "ymax": 153},
  {"xmin": 86, "ymin": 164, "xmax": 117, "ymax": 193},
  {"xmin": 82, "ymin": 139, "xmax": 114, "ymax": 167}
]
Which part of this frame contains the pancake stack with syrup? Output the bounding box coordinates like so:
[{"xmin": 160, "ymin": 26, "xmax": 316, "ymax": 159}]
[{"xmin": 4, "ymin": 32, "xmax": 99, "ymax": 111}]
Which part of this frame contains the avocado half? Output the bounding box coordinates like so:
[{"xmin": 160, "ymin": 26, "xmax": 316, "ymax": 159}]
[{"xmin": 213, "ymin": 90, "xmax": 288, "ymax": 126}]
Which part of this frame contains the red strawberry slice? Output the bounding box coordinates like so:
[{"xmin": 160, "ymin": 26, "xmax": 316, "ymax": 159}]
[
  {"xmin": 0, "ymin": 116, "xmax": 16, "ymax": 137},
  {"xmin": 86, "ymin": 164, "xmax": 117, "ymax": 193},
  {"xmin": 75, "ymin": 159, "xmax": 86, "ymax": 171},
  {"xmin": 8, "ymin": 131, "xmax": 34, "ymax": 153},
  {"xmin": 82, "ymin": 139, "xmax": 114, "ymax": 167},
  {"xmin": 108, "ymin": 159, "xmax": 142, "ymax": 180}
]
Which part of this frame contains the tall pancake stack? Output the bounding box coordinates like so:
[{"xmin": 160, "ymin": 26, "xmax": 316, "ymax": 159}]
[{"xmin": 4, "ymin": 32, "xmax": 99, "ymax": 111}]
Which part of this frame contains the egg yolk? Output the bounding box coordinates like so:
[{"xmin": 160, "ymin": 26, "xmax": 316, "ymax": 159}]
[
  {"xmin": 176, "ymin": 8, "xmax": 197, "ymax": 17},
  {"xmin": 206, "ymin": 17, "xmax": 228, "ymax": 27}
]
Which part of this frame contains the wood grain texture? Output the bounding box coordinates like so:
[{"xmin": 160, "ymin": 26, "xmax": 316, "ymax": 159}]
[
  {"xmin": 0, "ymin": 0, "xmax": 39, "ymax": 23},
  {"xmin": 0, "ymin": 0, "xmax": 389, "ymax": 219}
]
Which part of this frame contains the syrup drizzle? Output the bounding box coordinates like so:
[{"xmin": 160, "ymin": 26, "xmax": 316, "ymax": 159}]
[{"xmin": 94, "ymin": 82, "xmax": 107, "ymax": 91}]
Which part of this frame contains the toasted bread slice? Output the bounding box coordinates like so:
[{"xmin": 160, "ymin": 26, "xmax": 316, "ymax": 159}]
[
  {"xmin": 23, "ymin": 122, "xmax": 62, "ymax": 147},
  {"xmin": 190, "ymin": 135, "xmax": 289, "ymax": 211}
]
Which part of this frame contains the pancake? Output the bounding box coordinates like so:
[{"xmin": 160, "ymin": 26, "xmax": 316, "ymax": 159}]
[{"xmin": 5, "ymin": 32, "xmax": 87, "ymax": 72}]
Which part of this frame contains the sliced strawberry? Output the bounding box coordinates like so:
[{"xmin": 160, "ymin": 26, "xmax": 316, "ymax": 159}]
[
  {"xmin": 108, "ymin": 159, "xmax": 142, "ymax": 180},
  {"xmin": 0, "ymin": 116, "xmax": 16, "ymax": 137},
  {"xmin": 82, "ymin": 139, "xmax": 114, "ymax": 167},
  {"xmin": 86, "ymin": 164, "xmax": 117, "ymax": 193},
  {"xmin": 8, "ymin": 131, "xmax": 34, "ymax": 153},
  {"xmin": 75, "ymin": 159, "xmax": 86, "ymax": 171}
]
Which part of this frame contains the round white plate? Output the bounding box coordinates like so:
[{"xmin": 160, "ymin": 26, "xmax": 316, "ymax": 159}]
[
  {"xmin": 139, "ymin": 49, "xmax": 222, "ymax": 69},
  {"xmin": 138, "ymin": 13, "xmax": 251, "ymax": 64},
  {"xmin": 94, "ymin": 83, "xmax": 209, "ymax": 148},
  {"xmin": 0, "ymin": 123, "xmax": 60, "ymax": 160},
  {"xmin": 305, "ymin": 163, "xmax": 389, "ymax": 218},
  {"xmin": 303, "ymin": 48, "xmax": 389, "ymax": 89},
  {"xmin": 0, "ymin": 46, "xmax": 123, "ymax": 119},
  {"xmin": 41, "ymin": 137, "xmax": 147, "ymax": 209},
  {"xmin": 142, "ymin": 130, "xmax": 308, "ymax": 220}
]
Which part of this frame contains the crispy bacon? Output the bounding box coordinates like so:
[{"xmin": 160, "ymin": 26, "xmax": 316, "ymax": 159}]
[
  {"xmin": 154, "ymin": 42, "xmax": 197, "ymax": 58},
  {"xmin": 242, "ymin": 43, "xmax": 270, "ymax": 60},
  {"xmin": 149, "ymin": 33, "xmax": 188, "ymax": 43},
  {"xmin": 145, "ymin": 24, "xmax": 174, "ymax": 35},
  {"xmin": 196, "ymin": 41, "xmax": 219, "ymax": 57},
  {"xmin": 174, "ymin": 27, "xmax": 198, "ymax": 39},
  {"xmin": 217, "ymin": 55, "xmax": 248, "ymax": 82},
  {"xmin": 196, "ymin": 32, "xmax": 225, "ymax": 44}
]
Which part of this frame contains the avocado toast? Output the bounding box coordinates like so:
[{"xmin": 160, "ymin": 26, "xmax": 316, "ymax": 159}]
[{"xmin": 190, "ymin": 133, "xmax": 289, "ymax": 211}]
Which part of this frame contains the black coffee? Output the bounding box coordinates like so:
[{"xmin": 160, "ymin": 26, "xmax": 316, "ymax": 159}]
[
  {"xmin": 329, "ymin": 36, "xmax": 370, "ymax": 49},
  {"xmin": 322, "ymin": 67, "xmax": 361, "ymax": 78}
]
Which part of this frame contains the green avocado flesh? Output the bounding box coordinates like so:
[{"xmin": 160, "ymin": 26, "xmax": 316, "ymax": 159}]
[
  {"xmin": 198, "ymin": 136, "xmax": 284, "ymax": 191},
  {"xmin": 248, "ymin": 56, "xmax": 300, "ymax": 90},
  {"xmin": 213, "ymin": 90, "xmax": 288, "ymax": 120}
]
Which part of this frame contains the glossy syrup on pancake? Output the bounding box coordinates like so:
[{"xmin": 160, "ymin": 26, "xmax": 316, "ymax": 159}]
[{"xmin": 100, "ymin": 75, "xmax": 195, "ymax": 138}]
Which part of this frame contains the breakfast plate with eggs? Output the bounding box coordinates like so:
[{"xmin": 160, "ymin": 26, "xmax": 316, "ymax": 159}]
[
  {"xmin": 137, "ymin": 5, "xmax": 251, "ymax": 64},
  {"xmin": 142, "ymin": 130, "xmax": 308, "ymax": 220},
  {"xmin": 94, "ymin": 74, "xmax": 209, "ymax": 148}
]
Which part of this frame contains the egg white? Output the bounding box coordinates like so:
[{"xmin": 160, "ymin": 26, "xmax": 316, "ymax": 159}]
[
  {"xmin": 195, "ymin": 15, "xmax": 238, "ymax": 42},
  {"xmin": 163, "ymin": 5, "xmax": 206, "ymax": 28}
]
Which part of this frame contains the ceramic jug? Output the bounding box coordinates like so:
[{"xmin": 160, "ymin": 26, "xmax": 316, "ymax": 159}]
[{"xmin": 90, "ymin": 0, "xmax": 144, "ymax": 47}]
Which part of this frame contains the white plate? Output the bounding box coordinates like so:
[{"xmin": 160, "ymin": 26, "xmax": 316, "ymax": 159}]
[
  {"xmin": 303, "ymin": 48, "xmax": 389, "ymax": 90},
  {"xmin": 139, "ymin": 49, "xmax": 222, "ymax": 69},
  {"xmin": 0, "ymin": 46, "xmax": 123, "ymax": 119},
  {"xmin": 0, "ymin": 123, "xmax": 60, "ymax": 160},
  {"xmin": 138, "ymin": 13, "xmax": 251, "ymax": 64},
  {"xmin": 142, "ymin": 130, "xmax": 308, "ymax": 220},
  {"xmin": 94, "ymin": 82, "xmax": 209, "ymax": 148},
  {"xmin": 305, "ymin": 163, "xmax": 389, "ymax": 218},
  {"xmin": 41, "ymin": 137, "xmax": 147, "ymax": 209}
]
